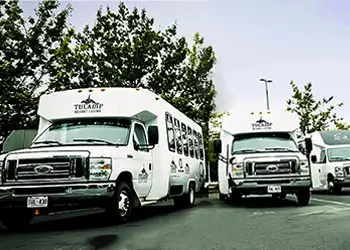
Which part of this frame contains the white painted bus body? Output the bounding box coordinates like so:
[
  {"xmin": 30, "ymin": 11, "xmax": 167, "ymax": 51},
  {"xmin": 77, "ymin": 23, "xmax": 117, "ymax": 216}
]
[
  {"xmin": 299, "ymin": 130, "xmax": 350, "ymax": 194},
  {"xmin": 0, "ymin": 88, "xmax": 206, "ymax": 226},
  {"xmin": 217, "ymin": 110, "xmax": 311, "ymax": 204}
]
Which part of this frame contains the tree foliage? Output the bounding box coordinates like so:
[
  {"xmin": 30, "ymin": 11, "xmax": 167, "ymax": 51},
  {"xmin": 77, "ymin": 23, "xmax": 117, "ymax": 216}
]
[
  {"xmin": 1, "ymin": 0, "xmax": 221, "ymax": 170},
  {"xmin": 286, "ymin": 81, "xmax": 348, "ymax": 135},
  {"xmin": 49, "ymin": 2, "xmax": 219, "ymax": 160},
  {"xmin": 0, "ymin": 0, "xmax": 72, "ymax": 139}
]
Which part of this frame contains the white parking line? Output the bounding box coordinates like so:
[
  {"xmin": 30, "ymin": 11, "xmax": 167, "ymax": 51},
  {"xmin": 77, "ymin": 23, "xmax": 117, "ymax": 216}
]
[{"xmin": 311, "ymin": 197, "xmax": 350, "ymax": 207}]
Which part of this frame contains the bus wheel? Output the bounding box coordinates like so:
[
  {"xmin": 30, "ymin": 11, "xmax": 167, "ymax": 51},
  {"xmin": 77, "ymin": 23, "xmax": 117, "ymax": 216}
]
[
  {"xmin": 219, "ymin": 193, "xmax": 226, "ymax": 200},
  {"xmin": 327, "ymin": 177, "xmax": 342, "ymax": 194},
  {"xmin": 230, "ymin": 192, "xmax": 242, "ymax": 204},
  {"xmin": 296, "ymin": 190, "xmax": 310, "ymax": 206},
  {"xmin": 174, "ymin": 183, "xmax": 196, "ymax": 209},
  {"xmin": 0, "ymin": 209, "xmax": 34, "ymax": 231},
  {"xmin": 105, "ymin": 181, "xmax": 134, "ymax": 223}
]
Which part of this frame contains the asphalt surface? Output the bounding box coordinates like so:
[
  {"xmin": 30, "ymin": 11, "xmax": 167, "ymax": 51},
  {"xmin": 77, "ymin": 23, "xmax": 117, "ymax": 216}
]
[{"xmin": 2, "ymin": 191, "xmax": 350, "ymax": 250}]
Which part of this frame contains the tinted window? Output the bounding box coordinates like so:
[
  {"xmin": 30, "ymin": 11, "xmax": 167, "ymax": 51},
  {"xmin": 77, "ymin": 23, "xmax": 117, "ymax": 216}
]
[
  {"xmin": 133, "ymin": 123, "xmax": 148, "ymax": 152},
  {"xmin": 193, "ymin": 130, "xmax": 199, "ymax": 159},
  {"xmin": 198, "ymin": 133, "xmax": 204, "ymax": 160},
  {"xmin": 181, "ymin": 123, "xmax": 189, "ymax": 156},
  {"xmin": 188, "ymin": 126, "xmax": 194, "ymax": 158},
  {"xmin": 166, "ymin": 113, "xmax": 175, "ymax": 152},
  {"xmin": 174, "ymin": 118, "xmax": 182, "ymax": 154}
]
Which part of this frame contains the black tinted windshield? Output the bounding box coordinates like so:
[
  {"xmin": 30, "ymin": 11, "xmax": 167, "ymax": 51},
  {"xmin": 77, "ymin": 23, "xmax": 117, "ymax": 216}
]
[
  {"xmin": 232, "ymin": 132, "xmax": 298, "ymax": 154},
  {"xmin": 32, "ymin": 118, "xmax": 131, "ymax": 146},
  {"xmin": 327, "ymin": 147, "xmax": 350, "ymax": 162}
]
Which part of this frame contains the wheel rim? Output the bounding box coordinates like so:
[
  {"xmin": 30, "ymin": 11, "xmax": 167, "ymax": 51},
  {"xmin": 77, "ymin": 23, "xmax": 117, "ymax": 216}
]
[
  {"xmin": 189, "ymin": 186, "xmax": 194, "ymax": 204},
  {"xmin": 118, "ymin": 190, "xmax": 130, "ymax": 217}
]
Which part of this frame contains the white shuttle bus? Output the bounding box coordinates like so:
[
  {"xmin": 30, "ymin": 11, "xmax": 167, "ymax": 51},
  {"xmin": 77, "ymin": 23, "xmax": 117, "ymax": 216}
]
[
  {"xmin": 0, "ymin": 87, "xmax": 206, "ymax": 229},
  {"xmin": 299, "ymin": 130, "xmax": 350, "ymax": 194},
  {"xmin": 213, "ymin": 110, "xmax": 313, "ymax": 205}
]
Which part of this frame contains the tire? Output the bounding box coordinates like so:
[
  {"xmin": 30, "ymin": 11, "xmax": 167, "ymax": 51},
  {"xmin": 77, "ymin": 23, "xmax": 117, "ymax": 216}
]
[
  {"xmin": 219, "ymin": 193, "xmax": 226, "ymax": 200},
  {"xmin": 296, "ymin": 190, "xmax": 310, "ymax": 206},
  {"xmin": 327, "ymin": 178, "xmax": 342, "ymax": 194},
  {"xmin": 0, "ymin": 209, "xmax": 34, "ymax": 231},
  {"xmin": 174, "ymin": 183, "xmax": 196, "ymax": 209},
  {"xmin": 229, "ymin": 191, "xmax": 242, "ymax": 204},
  {"xmin": 105, "ymin": 181, "xmax": 134, "ymax": 223}
]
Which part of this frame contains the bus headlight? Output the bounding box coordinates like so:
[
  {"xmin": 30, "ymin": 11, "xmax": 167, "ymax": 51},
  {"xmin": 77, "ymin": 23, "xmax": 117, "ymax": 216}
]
[
  {"xmin": 89, "ymin": 158, "xmax": 112, "ymax": 181},
  {"xmin": 300, "ymin": 160, "xmax": 309, "ymax": 174},
  {"xmin": 231, "ymin": 162, "xmax": 244, "ymax": 178},
  {"xmin": 335, "ymin": 167, "xmax": 344, "ymax": 177}
]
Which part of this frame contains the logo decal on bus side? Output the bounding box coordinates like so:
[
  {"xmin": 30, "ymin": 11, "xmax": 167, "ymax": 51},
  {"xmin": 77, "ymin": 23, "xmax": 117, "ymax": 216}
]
[
  {"xmin": 138, "ymin": 168, "xmax": 148, "ymax": 183},
  {"xmin": 74, "ymin": 95, "xmax": 103, "ymax": 114}
]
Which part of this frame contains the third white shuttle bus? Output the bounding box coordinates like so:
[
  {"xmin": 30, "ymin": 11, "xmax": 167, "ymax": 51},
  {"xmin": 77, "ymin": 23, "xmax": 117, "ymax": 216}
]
[{"xmin": 299, "ymin": 130, "xmax": 350, "ymax": 194}]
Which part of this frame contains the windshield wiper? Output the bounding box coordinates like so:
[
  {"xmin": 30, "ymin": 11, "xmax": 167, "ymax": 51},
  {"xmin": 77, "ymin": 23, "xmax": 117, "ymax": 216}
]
[
  {"xmin": 264, "ymin": 147, "xmax": 298, "ymax": 152},
  {"xmin": 233, "ymin": 148, "xmax": 263, "ymax": 153},
  {"xmin": 73, "ymin": 138, "xmax": 116, "ymax": 145},
  {"xmin": 33, "ymin": 140, "xmax": 62, "ymax": 145}
]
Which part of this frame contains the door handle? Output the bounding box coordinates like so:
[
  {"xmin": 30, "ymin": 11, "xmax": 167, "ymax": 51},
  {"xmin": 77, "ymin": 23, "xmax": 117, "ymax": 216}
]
[
  {"xmin": 149, "ymin": 163, "xmax": 152, "ymax": 170},
  {"xmin": 127, "ymin": 154, "xmax": 133, "ymax": 158},
  {"xmin": 318, "ymin": 169, "xmax": 321, "ymax": 172}
]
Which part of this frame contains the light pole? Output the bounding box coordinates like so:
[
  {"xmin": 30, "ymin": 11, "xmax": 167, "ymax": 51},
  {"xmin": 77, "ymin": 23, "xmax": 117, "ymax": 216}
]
[{"xmin": 260, "ymin": 78, "xmax": 272, "ymax": 110}]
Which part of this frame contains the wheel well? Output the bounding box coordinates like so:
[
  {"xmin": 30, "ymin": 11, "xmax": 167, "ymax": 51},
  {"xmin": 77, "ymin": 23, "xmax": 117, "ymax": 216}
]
[
  {"xmin": 327, "ymin": 173, "xmax": 334, "ymax": 181},
  {"xmin": 116, "ymin": 171, "xmax": 133, "ymax": 187},
  {"xmin": 189, "ymin": 180, "xmax": 196, "ymax": 190}
]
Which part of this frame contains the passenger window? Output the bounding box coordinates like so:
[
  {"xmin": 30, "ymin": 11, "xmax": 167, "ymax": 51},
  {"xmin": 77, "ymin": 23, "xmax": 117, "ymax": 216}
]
[
  {"xmin": 198, "ymin": 133, "xmax": 204, "ymax": 160},
  {"xmin": 166, "ymin": 113, "xmax": 175, "ymax": 152},
  {"xmin": 174, "ymin": 118, "xmax": 182, "ymax": 154},
  {"xmin": 133, "ymin": 123, "xmax": 148, "ymax": 152},
  {"xmin": 320, "ymin": 150, "xmax": 326, "ymax": 163},
  {"xmin": 181, "ymin": 123, "xmax": 189, "ymax": 156},
  {"xmin": 193, "ymin": 130, "xmax": 199, "ymax": 159},
  {"xmin": 188, "ymin": 126, "xmax": 194, "ymax": 158}
]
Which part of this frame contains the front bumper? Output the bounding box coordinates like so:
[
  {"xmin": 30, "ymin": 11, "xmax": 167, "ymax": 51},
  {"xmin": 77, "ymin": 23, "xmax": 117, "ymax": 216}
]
[
  {"xmin": 334, "ymin": 177, "xmax": 350, "ymax": 187},
  {"xmin": 229, "ymin": 176, "xmax": 311, "ymax": 195},
  {"xmin": 0, "ymin": 182, "xmax": 116, "ymax": 212}
]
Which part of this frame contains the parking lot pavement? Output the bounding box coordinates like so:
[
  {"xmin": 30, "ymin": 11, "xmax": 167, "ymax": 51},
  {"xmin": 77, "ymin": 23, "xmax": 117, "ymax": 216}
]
[{"xmin": 1, "ymin": 192, "xmax": 350, "ymax": 250}]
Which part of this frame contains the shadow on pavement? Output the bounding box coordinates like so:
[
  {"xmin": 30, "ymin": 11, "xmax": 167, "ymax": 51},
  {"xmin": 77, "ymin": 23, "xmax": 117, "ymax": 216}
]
[
  {"xmin": 312, "ymin": 188, "xmax": 350, "ymax": 196},
  {"xmin": 221, "ymin": 196, "xmax": 299, "ymax": 208},
  {"xmin": 0, "ymin": 200, "xmax": 210, "ymax": 234}
]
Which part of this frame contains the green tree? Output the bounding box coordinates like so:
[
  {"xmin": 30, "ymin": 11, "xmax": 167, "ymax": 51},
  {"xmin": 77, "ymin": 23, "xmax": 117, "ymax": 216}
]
[
  {"xmin": 50, "ymin": 2, "xmax": 220, "ymax": 163},
  {"xmin": 0, "ymin": 0, "xmax": 72, "ymax": 139},
  {"xmin": 286, "ymin": 81, "xmax": 346, "ymax": 135}
]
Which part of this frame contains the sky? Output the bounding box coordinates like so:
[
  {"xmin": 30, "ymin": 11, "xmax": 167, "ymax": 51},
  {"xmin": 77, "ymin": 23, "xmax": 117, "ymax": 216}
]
[{"xmin": 20, "ymin": 0, "xmax": 350, "ymax": 122}]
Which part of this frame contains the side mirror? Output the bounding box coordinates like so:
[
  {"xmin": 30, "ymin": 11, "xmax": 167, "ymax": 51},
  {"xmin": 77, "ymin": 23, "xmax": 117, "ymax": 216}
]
[
  {"xmin": 213, "ymin": 139, "xmax": 222, "ymax": 154},
  {"xmin": 311, "ymin": 155, "xmax": 317, "ymax": 163},
  {"xmin": 148, "ymin": 125, "xmax": 159, "ymax": 146},
  {"xmin": 305, "ymin": 138, "xmax": 313, "ymax": 154}
]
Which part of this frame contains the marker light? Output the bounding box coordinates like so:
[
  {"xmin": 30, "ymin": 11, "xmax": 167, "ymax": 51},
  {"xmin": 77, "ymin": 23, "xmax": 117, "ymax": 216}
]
[
  {"xmin": 259, "ymin": 112, "xmax": 262, "ymax": 114},
  {"xmin": 89, "ymin": 89, "xmax": 93, "ymax": 92},
  {"xmin": 136, "ymin": 88, "xmax": 140, "ymax": 91},
  {"xmin": 78, "ymin": 90, "xmax": 82, "ymax": 93},
  {"xmin": 101, "ymin": 88, "xmax": 105, "ymax": 92}
]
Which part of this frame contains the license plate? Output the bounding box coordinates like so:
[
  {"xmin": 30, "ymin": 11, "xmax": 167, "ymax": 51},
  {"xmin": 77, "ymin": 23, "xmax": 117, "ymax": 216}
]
[
  {"xmin": 27, "ymin": 196, "xmax": 48, "ymax": 208},
  {"xmin": 267, "ymin": 185, "xmax": 281, "ymax": 193}
]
